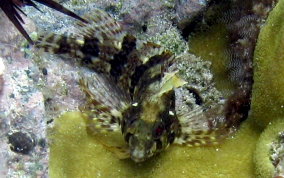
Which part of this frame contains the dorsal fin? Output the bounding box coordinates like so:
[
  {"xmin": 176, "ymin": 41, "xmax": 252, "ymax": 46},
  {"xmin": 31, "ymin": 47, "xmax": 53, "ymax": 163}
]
[{"xmin": 75, "ymin": 8, "xmax": 125, "ymax": 50}]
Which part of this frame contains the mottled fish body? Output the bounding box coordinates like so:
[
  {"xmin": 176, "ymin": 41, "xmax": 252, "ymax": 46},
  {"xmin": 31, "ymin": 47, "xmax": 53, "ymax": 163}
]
[{"xmin": 36, "ymin": 9, "xmax": 224, "ymax": 162}]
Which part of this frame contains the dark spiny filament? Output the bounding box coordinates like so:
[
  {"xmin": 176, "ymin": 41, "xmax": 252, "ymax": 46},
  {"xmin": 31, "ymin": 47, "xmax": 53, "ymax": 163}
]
[{"xmin": 0, "ymin": 0, "xmax": 87, "ymax": 44}]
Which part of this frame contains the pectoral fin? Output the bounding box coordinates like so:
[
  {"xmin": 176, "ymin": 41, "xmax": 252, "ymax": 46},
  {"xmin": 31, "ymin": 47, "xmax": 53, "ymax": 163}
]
[{"xmin": 157, "ymin": 71, "xmax": 187, "ymax": 96}]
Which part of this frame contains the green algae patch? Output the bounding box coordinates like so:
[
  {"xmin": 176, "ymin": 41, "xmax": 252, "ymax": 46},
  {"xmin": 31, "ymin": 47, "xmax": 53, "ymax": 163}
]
[
  {"xmin": 251, "ymin": 0, "xmax": 284, "ymax": 129},
  {"xmin": 188, "ymin": 24, "xmax": 234, "ymax": 95},
  {"xmin": 49, "ymin": 112, "xmax": 260, "ymax": 178},
  {"xmin": 254, "ymin": 118, "xmax": 284, "ymax": 178}
]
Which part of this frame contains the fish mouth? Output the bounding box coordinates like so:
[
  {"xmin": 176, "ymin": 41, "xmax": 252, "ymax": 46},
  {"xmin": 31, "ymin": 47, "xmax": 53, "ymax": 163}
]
[
  {"xmin": 128, "ymin": 135, "xmax": 157, "ymax": 162},
  {"xmin": 130, "ymin": 143, "xmax": 157, "ymax": 162},
  {"xmin": 130, "ymin": 148, "xmax": 148, "ymax": 162},
  {"xmin": 131, "ymin": 156, "xmax": 147, "ymax": 163}
]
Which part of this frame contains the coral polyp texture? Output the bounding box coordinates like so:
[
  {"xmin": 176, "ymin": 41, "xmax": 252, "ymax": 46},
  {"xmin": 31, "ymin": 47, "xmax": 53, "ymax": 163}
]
[
  {"xmin": 255, "ymin": 119, "xmax": 284, "ymax": 178},
  {"xmin": 251, "ymin": 0, "xmax": 284, "ymax": 129},
  {"xmin": 49, "ymin": 111, "xmax": 259, "ymax": 177}
]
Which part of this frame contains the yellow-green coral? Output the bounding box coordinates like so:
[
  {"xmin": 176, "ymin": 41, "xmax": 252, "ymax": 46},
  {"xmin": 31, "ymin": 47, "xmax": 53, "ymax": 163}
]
[
  {"xmin": 251, "ymin": 0, "xmax": 284, "ymax": 129},
  {"xmin": 254, "ymin": 118, "xmax": 284, "ymax": 178},
  {"xmin": 49, "ymin": 112, "xmax": 260, "ymax": 178}
]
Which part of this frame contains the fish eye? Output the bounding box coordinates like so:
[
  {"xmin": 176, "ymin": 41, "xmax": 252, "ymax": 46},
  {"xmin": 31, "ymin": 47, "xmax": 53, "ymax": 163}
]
[{"xmin": 153, "ymin": 124, "xmax": 164, "ymax": 138}]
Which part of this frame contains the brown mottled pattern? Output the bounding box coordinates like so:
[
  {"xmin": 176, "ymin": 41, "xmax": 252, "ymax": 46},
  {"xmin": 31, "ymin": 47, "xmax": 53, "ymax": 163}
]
[{"xmin": 35, "ymin": 6, "xmax": 227, "ymax": 158}]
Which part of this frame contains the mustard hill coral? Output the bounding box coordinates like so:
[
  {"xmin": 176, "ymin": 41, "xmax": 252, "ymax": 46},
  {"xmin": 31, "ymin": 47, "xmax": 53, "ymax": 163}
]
[
  {"xmin": 49, "ymin": 111, "xmax": 260, "ymax": 177},
  {"xmin": 254, "ymin": 118, "xmax": 284, "ymax": 178},
  {"xmin": 251, "ymin": 0, "xmax": 284, "ymax": 129}
]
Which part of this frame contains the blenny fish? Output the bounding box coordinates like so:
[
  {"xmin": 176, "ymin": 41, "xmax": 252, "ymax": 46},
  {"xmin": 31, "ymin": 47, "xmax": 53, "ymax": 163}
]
[{"xmin": 36, "ymin": 9, "xmax": 228, "ymax": 162}]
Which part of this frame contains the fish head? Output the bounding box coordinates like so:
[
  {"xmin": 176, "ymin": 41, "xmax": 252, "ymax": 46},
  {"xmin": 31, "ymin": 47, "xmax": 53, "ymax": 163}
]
[{"xmin": 123, "ymin": 110, "xmax": 177, "ymax": 162}]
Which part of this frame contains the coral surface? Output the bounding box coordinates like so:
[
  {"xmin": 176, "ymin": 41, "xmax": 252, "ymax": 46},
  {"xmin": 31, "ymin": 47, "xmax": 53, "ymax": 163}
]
[
  {"xmin": 255, "ymin": 119, "xmax": 284, "ymax": 178},
  {"xmin": 251, "ymin": 0, "xmax": 284, "ymax": 129},
  {"xmin": 49, "ymin": 112, "xmax": 260, "ymax": 178}
]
